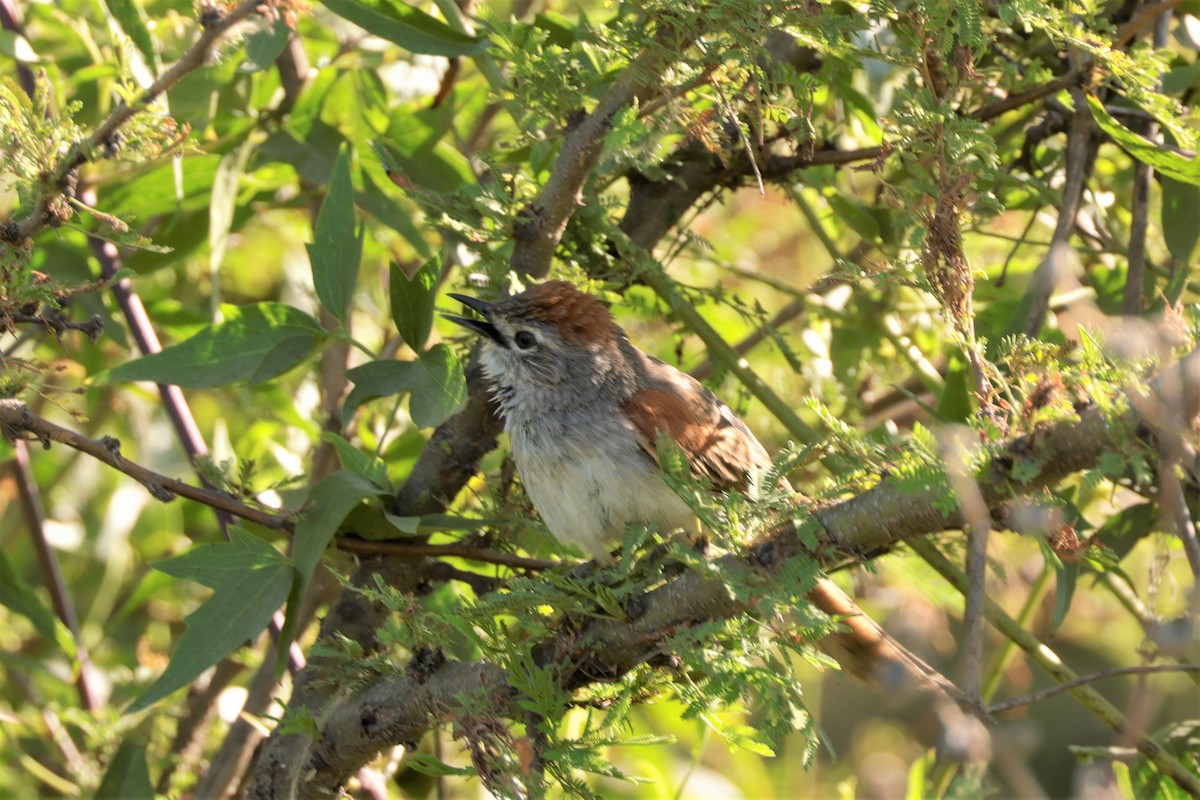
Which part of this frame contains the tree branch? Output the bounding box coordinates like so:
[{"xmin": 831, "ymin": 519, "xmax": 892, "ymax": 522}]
[
  {"xmin": 0, "ymin": 398, "xmax": 291, "ymax": 529},
  {"xmin": 1022, "ymin": 87, "xmax": 1100, "ymax": 336},
  {"xmin": 913, "ymin": 539, "xmax": 1200, "ymax": 796},
  {"xmin": 986, "ymin": 665, "xmax": 1200, "ymax": 714},
  {"xmin": 9, "ymin": 439, "xmax": 102, "ymax": 712},
  {"xmin": 0, "ymin": 0, "xmax": 265, "ymax": 245},
  {"xmin": 509, "ymin": 43, "xmax": 672, "ymax": 279},
  {"xmin": 0, "ymin": 398, "xmax": 555, "ymax": 571},
  {"xmin": 288, "ymin": 350, "xmax": 1200, "ymax": 796}
]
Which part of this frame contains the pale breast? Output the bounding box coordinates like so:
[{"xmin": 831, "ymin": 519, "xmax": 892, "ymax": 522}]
[{"xmin": 506, "ymin": 413, "xmax": 696, "ymax": 559}]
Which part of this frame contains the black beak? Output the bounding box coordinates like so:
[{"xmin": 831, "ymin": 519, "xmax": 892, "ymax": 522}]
[{"xmin": 443, "ymin": 293, "xmax": 504, "ymax": 344}]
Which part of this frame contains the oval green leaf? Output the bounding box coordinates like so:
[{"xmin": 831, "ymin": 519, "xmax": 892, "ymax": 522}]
[
  {"xmin": 108, "ymin": 303, "xmax": 325, "ymax": 388},
  {"xmin": 308, "ymin": 145, "xmax": 363, "ymax": 324},
  {"xmin": 319, "ymin": 0, "xmax": 486, "ymax": 57},
  {"xmin": 389, "ymin": 256, "xmax": 440, "ymax": 351}
]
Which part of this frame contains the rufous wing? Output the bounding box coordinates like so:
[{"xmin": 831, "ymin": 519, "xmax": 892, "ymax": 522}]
[{"xmin": 622, "ymin": 366, "xmax": 772, "ymax": 494}]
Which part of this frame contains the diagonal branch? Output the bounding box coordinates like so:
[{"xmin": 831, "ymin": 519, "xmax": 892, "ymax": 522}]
[
  {"xmin": 9, "ymin": 439, "xmax": 102, "ymax": 712},
  {"xmin": 1022, "ymin": 87, "xmax": 1100, "ymax": 336},
  {"xmin": 1, "ymin": 0, "xmax": 265, "ymax": 245},
  {"xmin": 986, "ymin": 665, "xmax": 1200, "ymax": 714},
  {"xmin": 290, "ymin": 351, "xmax": 1200, "ymax": 798},
  {"xmin": 0, "ymin": 398, "xmax": 558, "ymax": 571},
  {"xmin": 0, "ymin": 397, "xmax": 290, "ymax": 529},
  {"xmin": 912, "ymin": 539, "xmax": 1200, "ymax": 796},
  {"xmin": 509, "ymin": 43, "xmax": 673, "ymax": 279}
]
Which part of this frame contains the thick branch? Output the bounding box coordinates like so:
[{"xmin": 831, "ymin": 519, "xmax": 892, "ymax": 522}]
[
  {"xmin": 620, "ymin": 69, "xmax": 1081, "ymax": 253},
  {"xmin": 509, "ymin": 45, "xmax": 670, "ymax": 279},
  {"xmin": 293, "ymin": 352, "xmax": 1200, "ymax": 796}
]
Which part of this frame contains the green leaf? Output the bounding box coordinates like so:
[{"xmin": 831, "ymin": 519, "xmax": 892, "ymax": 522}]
[
  {"xmin": 343, "ymin": 343, "xmax": 466, "ymax": 428},
  {"xmin": 307, "ymin": 146, "xmax": 363, "ymax": 324},
  {"xmin": 935, "ymin": 353, "xmax": 972, "ymax": 422},
  {"xmin": 827, "ymin": 193, "xmax": 880, "ymax": 242},
  {"xmin": 343, "ymin": 360, "xmax": 410, "ymax": 426},
  {"xmin": 1093, "ymin": 502, "xmax": 1157, "ymax": 562},
  {"xmin": 408, "ymin": 345, "xmax": 467, "ymax": 428},
  {"xmin": 97, "ymin": 154, "xmax": 222, "ymax": 221},
  {"xmin": 102, "ymin": 0, "xmax": 156, "ymax": 76},
  {"xmin": 1087, "ymin": 96, "xmax": 1200, "ymax": 185},
  {"xmin": 126, "ymin": 528, "xmax": 293, "ymax": 713},
  {"xmin": 1161, "ymin": 174, "xmax": 1200, "ymax": 264},
  {"xmin": 383, "ymin": 512, "xmax": 422, "ymax": 533},
  {"xmin": 1163, "ymin": 62, "xmax": 1200, "ymax": 96},
  {"xmin": 0, "ymin": 551, "xmax": 69, "ymax": 650},
  {"xmin": 1051, "ymin": 557, "xmax": 1079, "ymax": 630},
  {"xmin": 94, "ymin": 741, "xmax": 154, "ymax": 800},
  {"xmin": 318, "ymin": 0, "xmax": 486, "ymax": 57},
  {"xmin": 389, "ymin": 257, "xmax": 440, "ymax": 351},
  {"xmin": 240, "ymin": 18, "xmax": 292, "ymax": 73},
  {"xmin": 375, "ymin": 136, "xmax": 474, "ymax": 194},
  {"xmin": 359, "ymin": 167, "xmax": 433, "ymax": 258},
  {"xmin": 108, "ymin": 303, "xmax": 325, "ymax": 387},
  {"xmin": 404, "ymin": 752, "xmax": 476, "ymax": 777},
  {"xmin": 292, "ymin": 471, "xmax": 386, "ymax": 589},
  {"xmin": 319, "ymin": 432, "xmax": 390, "ymax": 488},
  {"xmin": 710, "ymin": 721, "xmax": 776, "ymax": 756},
  {"xmin": 533, "ymin": 11, "xmax": 577, "ymax": 46},
  {"xmin": 210, "ymin": 138, "xmax": 253, "ymax": 278},
  {"xmin": 0, "ymin": 30, "xmax": 39, "ymax": 63},
  {"xmin": 279, "ymin": 472, "xmax": 387, "ymax": 665}
]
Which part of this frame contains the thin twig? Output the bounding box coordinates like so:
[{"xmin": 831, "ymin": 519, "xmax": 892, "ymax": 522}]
[
  {"xmin": 0, "ymin": 398, "xmax": 562, "ymax": 574},
  {"xmin": 911, "ymin": 539, "xmax": 1200, "ymax": 796},
  {"xmin": 6, "ymin": 310, "xmax": 105, "ymax": 341},
  {"xmin": 0, "ymin": 398, "xmax": 292, "ymax": 530},
  {"xmin": 993, "ymin": 209, "xmax": 1042, "ymax": 288},
  {"xmin": 10, "ymin": 439, "xmax": 101, "ymax": 712},
  {"xmin": 337, "ymin": 538, "xmax": 561, "ymax": 571},
  {"xmin": 1, "ymin": 0, "xmax": 265, "ymax": 244},
  {"xmin": 709, "ymin": 76, "xmax": 764, "ymax": 197},
  {"xmin": 987, "ymin": 665, "xmax": 1200, "ymax": 714}
]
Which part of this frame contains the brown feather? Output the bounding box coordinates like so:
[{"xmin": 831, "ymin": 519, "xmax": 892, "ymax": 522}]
[
  {"xmin": 622, "ymin": 370, "xmax": 772, "ymax": 493},
  {"xmin": 518, "ymin": 281, "xmax": 620, "ymax": 347}
]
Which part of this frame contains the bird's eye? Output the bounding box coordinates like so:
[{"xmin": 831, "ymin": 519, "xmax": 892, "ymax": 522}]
[{"xmin": 514, "ymin": 330, "xmax": 537, "ymax": 350}]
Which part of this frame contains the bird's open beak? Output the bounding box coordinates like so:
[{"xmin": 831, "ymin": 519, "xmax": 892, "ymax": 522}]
[{"xmin": 443, "ymin": 293, "xmax": 504, "ymax": 344}]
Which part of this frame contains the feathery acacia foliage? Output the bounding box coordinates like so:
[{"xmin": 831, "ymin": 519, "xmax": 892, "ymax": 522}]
[{"xmin": 1, "ymin": 0, "xmax": 1199, "ymax": 797}]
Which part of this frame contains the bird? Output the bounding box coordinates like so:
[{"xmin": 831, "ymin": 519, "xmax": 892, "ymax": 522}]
[
  {"xmin": 444, "ymin": 280, "xmax": 777, "ymax": 559},
  {"xmin": 444, "ymin": 279, "xmax": 966, "ymax": 703}
]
